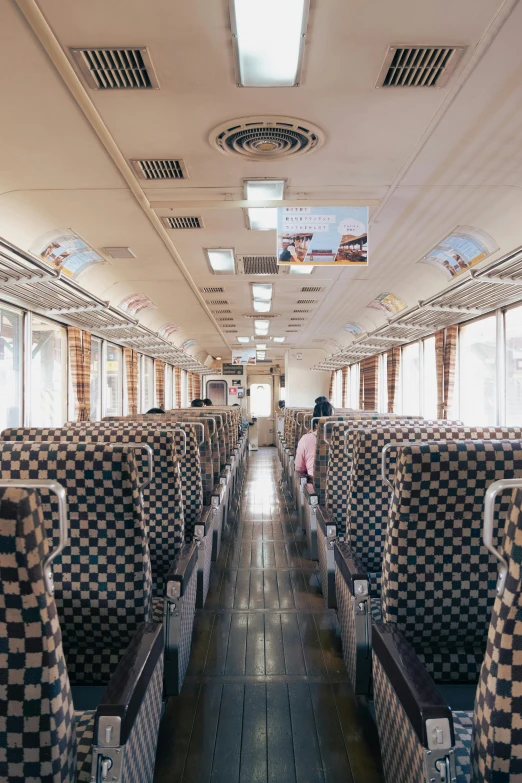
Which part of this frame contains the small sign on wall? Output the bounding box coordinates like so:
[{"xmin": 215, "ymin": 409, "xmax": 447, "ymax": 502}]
[
  {"xmin": 229, "ymin": 387, "xmax": 238, "ymax": 396},
  {"xmin": 232, "ymin": 380, "xmax": 241, "ymax": 386}
]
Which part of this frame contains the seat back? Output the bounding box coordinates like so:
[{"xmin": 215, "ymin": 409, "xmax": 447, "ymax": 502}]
[
  {"xmin": 0, "ymin": 486, "xmax": 76, "ymax": 781},
  {"xmin": 472, "ymin": 485, "xmax": 522, "ymax": 777},
  {"xmin": 0, "ymin": 442, "xmax": 151, "ymax": 684},
  {"xmin": 2, "ymin": 424, "xmax": 185, "ymax": 598},
  {"xmin": 382, "ymin": 439, "xmax": 522, "ymax": 682},
  {"xmin": 348, "ymin": 425, "xmax": 522, "ymax": 575}
]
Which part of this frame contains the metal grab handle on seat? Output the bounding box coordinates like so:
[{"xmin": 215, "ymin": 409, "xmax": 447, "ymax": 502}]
[
  {"xmin": 483, "ymin": 478, "xmax": 522, "ymax": 597},
  {"xmin": 172, "ymin": 427, "xmax": 187, "ymax": 456},
  {"xmin": 381, "ymin": 442, "xmax": 401, "ymax": 492},
  {"xmin": 202, "ymin": 416, "xmax": 216, "ymax": 435},
  {"xmin": 0, "ymin": 479, "xmax": 68, "ymax": 595},
  {"xmin": 179, "ymin": 422, "xmax": 205, "ymax": 446},
  {"xmin": 121, "ymin": 444, "xmax": 154, "ymax": 492},
  {"xmin": 308, "ymin": 417, "xmax": 320, "ymax": 432},
  {"xmin": 324, "ymin": 420, "xmax": 348, "ymax": 445}
]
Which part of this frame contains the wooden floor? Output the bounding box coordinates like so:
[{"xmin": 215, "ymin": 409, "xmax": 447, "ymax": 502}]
[{"xmin": 154, "ymin": 448, "xmax": 383, "ymax": 783}]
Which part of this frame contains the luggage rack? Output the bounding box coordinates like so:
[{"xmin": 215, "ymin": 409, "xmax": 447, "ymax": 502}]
[
  {"xmin": 314, "ymin": 243, "xmax": 522, "ymax": 370},
  {"xmin": 0, "ymin": 237, "xmax": 210, "ymax": 373}
]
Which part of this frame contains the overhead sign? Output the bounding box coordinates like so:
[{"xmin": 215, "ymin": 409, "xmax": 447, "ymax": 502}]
[
  {"xmin": 277, "ymin": 206, "xmax": 368, "ymax": 267},
  {"xmin": 232, "ymin": 349, "xmax": 256, "ymax": 366},
  {"xmin": 32, "ymin": 229, "xmax": 105, "ymax": 279},
  {"xmin": 418, "ymin": 226, "xmax": 498, "ymax": 280},
  {"xmin": 222, "ymin": 363, "xmax": 244, "ymax": 376},
  {"xmin": 367, "ymin": 292, "xmax": 407, "ymax": 315}
]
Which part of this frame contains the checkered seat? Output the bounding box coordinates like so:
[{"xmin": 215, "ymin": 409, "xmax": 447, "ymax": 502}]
[
  {"xmin": 372, "ymin": 441, "xmax": 522, "ymax": 783},
  {"xmin": 335, "ymin": 425, "xmax": 522, "ymax": 695},
  {"xmin": 0, "ymin": 477, "xmax": 164, "ymax": 783}
]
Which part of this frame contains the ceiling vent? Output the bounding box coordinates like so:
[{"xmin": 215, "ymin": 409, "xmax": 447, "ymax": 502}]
[
  {"xmin": 132, "ymin": 159, "xmax": 187, "ymax": 180},
  {"xmin": 290, "ymin": 317, "xmax": 306, "ymax": 321},
  {"xmin": 218, "ymin": 317, "xmax": 234, "ymax": 322},
  {"xmin": 293, "ymin": 310, "xmax": 310, "ymax": 313},
  {"xmin": 212, "ymin": 309, "xmax": 231, "ymax": 314},
  {"xmin": 210, "ymin": 116, "xmax": 324, "ymax": 161},
  {"xmin": 301, "ymin": 286, "xmax": 324, "ymax": 293},
  {"xmin": 376, "ymin": 46, "xmax": 466, "ymax": 88},
  {"xmin": 286, "ymin": 329, "xmax": 299, "ymax": 333},
  {"xmin": 237, "ymin": 255, "xmax": 279, "ymax": 275},
  {"xmin": 224, "ymin": 329, "xmax": 238, "ymax": 333},
  {"xmin": 208, "ymin": 300, "xmax": 229, "ymax": 306},
  {"xmin": 163, "ymin": 216, "xmax": 202, "ymax": 229},
  {"xmin": 201, "ymin": 287, "xmax": 225, "ymax": 294},
  {"xmin": 71, "ymin": 47, "xmax": 159, "ymax": 89},
  {"xmin": 243, "ymin": 313, "xmax": 279, "ymax": 319},
  {"xmin": 297, "ymin": 299, "xmax": 317, "ymax": 304}
]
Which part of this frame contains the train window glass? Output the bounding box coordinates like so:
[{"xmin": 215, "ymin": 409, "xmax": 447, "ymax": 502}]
[
  {"xmin": 30, "ymin": 315, "xmax": 67, "ymax": 426},
  {"xmin": 333, "ymin": 369, "xmax": 342, "ymax": 407},
  {"xmin": 251, "ymin": 383, "xmax": 271, "ymax": 417},
  {"xmin": 103, "ymin": 343, "xmax": 123, "ymax": 417},
  {"xmin": 206, "ymin": 379, "xmax": 227, "ymax": 405},
  {"xmin": 90, "ymin": 337, "xmax": 102, "ymax": 420},
  {"xmin": 165, "ymin": 364, "xmax": 173, "ymax": 409},
  {"xmin": 0, "ymin": 304, "xmax": 23, "ymax": 429},
  {"xmin": 459, "ymin": 315, "xmax": 497, "ymax": 425},
  {"xmin": 401, "ymin": 342, "xmax": 421, "ymax": 415},
  {"xmin": 349, "ymin": 363, "xmax": 360, "ymax": 407},
  {"xmin": 378, "ymin": 354, "xmax": 387, "ymax": 412},
  {"xmin": 422, "ymin": 336, "xmax": 437, "ymax": 419},
  {"xmin": 181, "ymin": 369, "xmax": 188, "ymax": 407},
  {"xmin": 505, "ymin": 305, "xmax": 522, "ymax": 425},
  {"xmin": 141, "ymin": 356, "xmax": 154, "ymax": 412}
]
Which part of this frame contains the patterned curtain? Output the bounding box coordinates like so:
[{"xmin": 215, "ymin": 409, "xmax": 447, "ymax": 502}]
[
  {"xmin": 193, "ymin": 372, "xmax": 201, "ymax": 399},
  {"xmin": 174, "ymin": 366, "xmax": 182, "ymax": 408},
  {"xmin": 387, "ymin": 347, "xmax": 400, "ymax": 414},
  {"xmin": 435, "ymin": 325, "xmax": 458, "ymax": 419},
  {"xmin": 342, "ymin": 366, "xmax": 349, "ymax": 407},
  {"xmin": 328, "ymin": 371, "xmax": 335, "ymax": 402},
  {"xmin": 124, "ymin": 347, "xmax": 139, "ymax": 415},
  {"xmin": 68, "ymin": 326, "xmax": 91, "ymax": 421},
  {"xmin": 155, "ymin": 360, "xmax": 165, "ymax": 409},
  {"xmin": 360, "ymin": 355, "xmax": 378, "ymax": 411}
]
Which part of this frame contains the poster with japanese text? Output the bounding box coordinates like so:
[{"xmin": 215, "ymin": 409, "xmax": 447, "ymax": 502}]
[
  {"xmin": 277, "ymin": 206, "xmax": 368, "ymax": 267},
  {"xmin": 31, "ymin": 229, "xmax": 104, "ymax": 278},
  {"xmin": 232, "ymin": 349, "xmax": 256, "ymax": 366},
  {"xmin": 418, "ymin": 226, "xmax": 498, "ymax": 279}
]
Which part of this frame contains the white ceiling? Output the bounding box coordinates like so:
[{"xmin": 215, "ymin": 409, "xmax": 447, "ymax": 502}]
[{"xmin": 1, "ymin": 0, "xmax": 522, "ymax": 363}]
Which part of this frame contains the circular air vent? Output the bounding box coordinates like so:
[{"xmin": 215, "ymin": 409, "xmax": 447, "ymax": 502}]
[{"xmin": 210, "ymin": 116, "xmax": 324, "ymax": 161}]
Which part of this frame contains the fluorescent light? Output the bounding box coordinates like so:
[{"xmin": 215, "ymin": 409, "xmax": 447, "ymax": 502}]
[
  {"xmin": 232, "ymin": 0, "xmax": 308, "ymax": 87},
  {"xmin": 237, "ymin": 336, "xmax": 250, "ymax": 343},
  {"xmin": 256, "ymin": 344, "xmax": 266, "ymax": 350},
  {"xmin": 290, "ymin": 265, "xmax": 314, "ymax": 275},
  {"xmin": 253, "ymin": 299, "xmax": 271, "ymax": 312},
  {"xmin": 257, "ymin": 351, "xmax": 266, "ymax": 360},
  {"xmin": 273, "ymin": 337, "xmax": 285, "ymax": 343},
  {"xmin": 206, "ymin": 248, "xmax": 235, "ymax": 274},
  {"xmin": 255, "ymin": 320, "xmax": 269, "ymax": 330},
  {"xmin": 255, "ymin": 328, "xmax": 269, "ymax": 336},
  {"xmin": 252, "ymin": 284, "xmax": 273, "ymax": 301},
  {"xmin": 246, "ymin": 181, "xmax": 284, "ymax": 230}
]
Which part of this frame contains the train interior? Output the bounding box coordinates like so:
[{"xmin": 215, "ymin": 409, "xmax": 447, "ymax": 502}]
[{"xmin": 1, "ymin": 1, "xmax": 522, "ymax": 781}]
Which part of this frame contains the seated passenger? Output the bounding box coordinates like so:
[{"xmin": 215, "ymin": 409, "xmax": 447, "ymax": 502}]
[
  {"xmin": 295, "ymin": 400, "xmax": 334, "ymax": 478},
  {"xmin": 191, "ymin": 398, "xmax": 204, "ymax": 407},
  {"xmin": 232, "ymin": 403, "xmax": 249, "ymax": 430},
  {"xmin": 203, "ymin": 398, "xmax": 213, "ymax": 406},
  {"xmin": 315, "ymin": 396, "xmax": 330, "ymax": 404},
  {"xmin": 146, "ymin": 407, "xmax": 165, "ymax": 414}
]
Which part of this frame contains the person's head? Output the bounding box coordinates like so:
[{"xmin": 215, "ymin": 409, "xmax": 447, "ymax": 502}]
[
  {"xmin": 315, "ymin": 396, "xmax": 329, "ymax": 405},
  {"xmin": 232, "ymin": 403, "xmax": 240, "ymax": 408},
  {"xmin": 312, "ymin": 400, "xmax": 334, "ymax": 429},
  {"xmin": 146, "ymin": 407, "xmax": 164, "ymax": 414},
  {"xmin": 203, "ymin": 398, "xmax": 212, "ymax": 406},
  {"xmin": 191, "ymin": 398, "xmax": 204, "ymax": 407},
  {"xmin": 278, "ymin": 400, "xmax": 285, "ymax": 410}
]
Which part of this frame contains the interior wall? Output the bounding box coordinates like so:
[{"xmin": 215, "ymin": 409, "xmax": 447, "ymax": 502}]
[
  {"xmin": 203, "ymin": 373, "xmax": 247, "ymax": 410},
  {"xmin": 284, "ymin": 350, "xmax": 330, "ymax": 408}
]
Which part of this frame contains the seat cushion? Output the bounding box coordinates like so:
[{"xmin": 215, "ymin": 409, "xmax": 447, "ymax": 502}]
[
  {"xmin": 152, "ymin": 597, "xmax": 164, "ymax": 623},
  {"xmin": 453, "ymin": 711, "xmax": 473, "ymax": 782},
  {"xmin": 370, "ymin": 597, "xmax": 382, "ymax": 624},
  {"xmin": 75, "ymin": 710, "xmax": 96, "ymax": 782}
]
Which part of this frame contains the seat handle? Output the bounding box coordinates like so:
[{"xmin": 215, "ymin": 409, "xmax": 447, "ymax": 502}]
[
  {"xmin": 0, "ymin": 478, "xmax": 68, "ymax": 595},
  {"xmin": 484, "ymin": 478, "xmax": 522, "ymax": 596},
  {"xmin": 179, "ymin": 421, "xmax": 205, "ymax": 446},
  {"xmin": 172, "ymin": 427, "xmax": 187, "ymax": 456}
]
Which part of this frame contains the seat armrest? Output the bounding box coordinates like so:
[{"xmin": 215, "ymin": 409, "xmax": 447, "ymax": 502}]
[
  {"xmin": 165, "ymin": 540, "xmax": 198, "ymax": 597},
  {"xmin": 334, "ymin": 542, "xmax": 368, "ymax": 594},
  {"xmin": 316, "ymin": 505, "xmax": 337, "ymax": 537},
  {"xmin": 296, "ymin": 470, "xmax": 308, "ymax": 481},
  {"xmin": 303, "ymin": 483, "xmax": 318, "ymax": 506},
  {"xmin": 96, "ymin": 622, "xmax": 164, "ymax": 744},
  {"xmin": 212, "ymin": 482, "xmax": 227, "ymax": 504},
  {"xmin": 193, "ymin": 505, "xmax": 212, "ymax": 536},
  {"xmin": 372, "ymin": 623, "xmax": 454, "ymax": 749}
]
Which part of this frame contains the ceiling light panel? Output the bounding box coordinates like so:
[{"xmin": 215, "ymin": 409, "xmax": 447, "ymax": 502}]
[
  {"xmin": 251, "ymin": 284, "xmax": 273, "ymax": 301},
  {"xmin": 253, "ymin": 300, "xmax": 271, "ymax": 312},
  {"xmin": 237, "ymin": 337, "xmax": 250, "ymax": 343},
  {"xmin": 257, "ymin": 352, "xmax": 266, "ymax": 360},
  {"xmin": 256, "ymin": 344, "xmax": 267, "ymax": 350},
  {"xmin": 245, "ymin": 180, "xmax": 285, "ymax": 230},
  {"xmin": 255, "ymin": 320, "xmax": 270, "ymax": 330},
  {"xmin": 103, "ymin": 247, "xmax": 136, "ymax": 259},
  {"xmin": 290, "ymin": 265, "xmax": 314, "ymax": 275},
  {"xmin": 206, "ymin": 248, "xmax": 236, "ymax": 274},
  {"xmin": 231, "ymin": 0, "xmax": 309, "ymax": 87},
  {"xmin": 273, "ymin": 337, "xmax": 285, "ymax": 343}
]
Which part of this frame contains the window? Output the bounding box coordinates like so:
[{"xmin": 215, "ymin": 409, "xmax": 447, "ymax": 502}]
[
  {"xmin": 30, "ymin": 315, "xmax": 67, "ymax": 426},
  {"xmin": 103, "ymin": 343, "xmax": 123, "ymax": 417},
  {"xmin": 0, "ymin": 304, "xmax": 23, "ymax": 429},
  {"xmin": 349, "ymin": 363, "xmax": 360, "ymax": 408},
  {"xmin": 422, "ymin": 336, "xmax": 437, "ymax": 420},
  {"xmin": 401, "ymin": 342, "xmax": 421, "ymax": 415},
  {"xmin": 181, "ymin": 369, "xmax": 188, "ymax": 407},
  {"xmin": 505, "ymin": 305, "xmax": 522, "ymax": 425},
  {"xmin": 206, "ymin": 379, "xmax": 227, "ymax": 406},
  {"xmin": 378, "ymin": 354, "xmax": 387, "ymax": 413},
  {"xmin": 332, "ymin": 369, "xmax": 342, "ymax": 408},
  {"xmin": 250, "ymin": 383, "xmax": 271, "ymax": 417},
  {"xmin": 165, "ymin": 364, "xmax": 173, "ymax": 410},
  {"xmin": 141, "ymin": 356, "xmax": 154, "ymax": 412},
  {"xmin": 90, "ymin": 337, "xmax": 102, "ymax": 420},
  {"xmin": 459, "ymin": 315, "xmax": 497, "ymax": 425}
]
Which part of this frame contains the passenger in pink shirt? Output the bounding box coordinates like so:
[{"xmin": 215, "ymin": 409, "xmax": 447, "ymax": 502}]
[{"xmin": 295, "ymin": 400, "xmax": 334, "ymax": 478}]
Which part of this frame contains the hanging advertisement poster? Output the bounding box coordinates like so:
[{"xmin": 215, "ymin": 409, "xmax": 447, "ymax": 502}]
[
  {"xmin": 231, "ymin": 349, "xmax": 256, "ymax": 366},
  {"xmin": 119, "ymin": 294, "xmax": 156, "ymax": 317},
  {"xmin": 418, "ymin": 226, "xmax": 498, "ymax": 280},
  {"xmin": 31, "ymin": 229, "xmax": 105, "ymax": 279},
  {"xmin": 343, "ymin": 323, "xmax": 364, "ymax": 336},
  {"xmin": 277, "ymin": 206, "xmax": 368, "ymax": 267},
  {"xmin": 367, "ymin": 292, "xmax": 407, "ymax": 315}
]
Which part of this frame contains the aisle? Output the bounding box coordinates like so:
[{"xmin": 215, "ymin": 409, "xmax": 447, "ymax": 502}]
[{"xmin": 154, "ymin": 448, "xmax": 383, "ymax": 783}]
